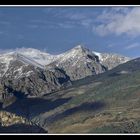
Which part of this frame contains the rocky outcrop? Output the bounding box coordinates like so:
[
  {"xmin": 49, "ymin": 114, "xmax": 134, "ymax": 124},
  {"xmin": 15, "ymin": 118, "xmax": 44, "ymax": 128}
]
[{"xmin": 0, "ymin": 111, "xmax": 47, "ymax": 133}]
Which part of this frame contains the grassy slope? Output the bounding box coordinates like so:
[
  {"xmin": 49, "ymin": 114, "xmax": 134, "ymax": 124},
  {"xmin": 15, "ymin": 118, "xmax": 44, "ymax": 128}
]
[{"xmin": 42, "ymin": 60, "xmax": 140, "ymax": 133}]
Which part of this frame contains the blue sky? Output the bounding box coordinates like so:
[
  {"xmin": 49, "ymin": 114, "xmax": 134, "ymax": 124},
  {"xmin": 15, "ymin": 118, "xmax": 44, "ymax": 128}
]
[{"xmin": 0, "ymin": 6, "xmax": 140, "ymax": 57}]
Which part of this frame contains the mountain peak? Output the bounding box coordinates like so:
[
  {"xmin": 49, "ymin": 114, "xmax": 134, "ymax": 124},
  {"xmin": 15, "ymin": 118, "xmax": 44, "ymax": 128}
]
[
  {"xmin": 60, "ymin": 45, "xmax": 91, "ymax": 60},
  {"xmin": 69, "ymin": 45, "xmax": 91, "ymax": 55},
  {"xmin": 73, "ymin": 44, "xmax": 87, "ymax": 51},
  {"xmin": 74, "ymin": 44, "xmax": 84, "ymax": 49}
]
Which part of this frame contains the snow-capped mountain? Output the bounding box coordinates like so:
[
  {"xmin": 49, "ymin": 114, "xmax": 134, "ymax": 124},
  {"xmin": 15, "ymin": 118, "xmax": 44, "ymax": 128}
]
[
  {"xmin": 13, "ymin": 46, "xmax": 130, "ymax": 71},
  {"xmin": 45, "ymin": 45, "xmax": 130, "ymax": 80},
  {"xmin": 0, "ymin": 44, "xmax": 131, "ymax": 107},
  {"xmin": 47, "ymin": 45, "xmax": 106, "ymax": 80},
  {"xmin": 0, "ymin": 51, "xmax": 72, "ymax": 103},
  {"xmin": 0, "ymin": 52, "xmax": 44, "ymax": 78},
  {"xmin": 55, "ymin": 45, "xmax": 99, "ymax": 65},
  {"xmin": 0, "ymin": 45, "xmax": 130, "ymax": 79}
]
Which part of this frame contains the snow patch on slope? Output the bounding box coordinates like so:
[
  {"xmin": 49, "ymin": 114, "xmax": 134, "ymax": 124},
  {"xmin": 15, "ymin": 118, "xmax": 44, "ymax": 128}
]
[
  {"xmin": 15, "ymin": 53, "xmax": 45, "ymax": 69},
  {"xmin": 0, "ymin": 52, "xmax": 14, "ymax": 77},
  {"xmin": 93, "ymin": 51, "xmax": 103, "ymax": 61},
  {"xmin": 16, "ymin": 48, "xmax": 56, "ymax": 65}
]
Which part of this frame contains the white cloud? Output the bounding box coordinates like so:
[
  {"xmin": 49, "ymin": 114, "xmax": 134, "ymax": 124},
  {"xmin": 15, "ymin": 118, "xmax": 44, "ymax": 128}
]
[
  {"xmin": 93, "ymin": 7, "xmax": 140, "ymax": 37},
  {"xmin": 42, "ymin": 7, "xmax": 140, "ymax": 36},
  {"xmin": 125, "ymin": 43, "xmax": 140, "ymax": 50}
]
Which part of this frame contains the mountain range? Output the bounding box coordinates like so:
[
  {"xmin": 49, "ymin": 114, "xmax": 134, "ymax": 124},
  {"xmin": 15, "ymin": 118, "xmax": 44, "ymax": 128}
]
[
  {"xmin": 1, "ymin": 44, "xmax": 137, "ymax": 133},
  {"xmin": 0, "ymin": 45, "xmax": 130, "ymax": 80},
  {"xmin": 0, "ymin": 45, "xmax": 130, "ymax": 100}
]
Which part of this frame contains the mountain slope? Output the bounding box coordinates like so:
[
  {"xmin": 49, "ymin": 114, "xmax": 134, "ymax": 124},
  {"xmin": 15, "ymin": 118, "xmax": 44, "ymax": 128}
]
[
  {"xmin": 0, "ymin": 53, "xmax": 71, "ymax": 107},
  {"xmin": 0, "ymin": 48, "xmax": 138, "ymax": 133},
  {"xmin": 16, "ymin": 57, "xmax": 139, "ymax": 133}
]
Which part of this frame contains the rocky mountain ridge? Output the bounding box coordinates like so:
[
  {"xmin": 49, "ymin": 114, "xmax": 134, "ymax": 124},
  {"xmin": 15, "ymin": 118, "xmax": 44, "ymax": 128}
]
[{"xmin": 0, "ymin": 45, "xmax": 130, "ymax": 107}]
